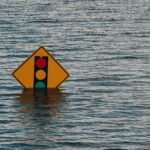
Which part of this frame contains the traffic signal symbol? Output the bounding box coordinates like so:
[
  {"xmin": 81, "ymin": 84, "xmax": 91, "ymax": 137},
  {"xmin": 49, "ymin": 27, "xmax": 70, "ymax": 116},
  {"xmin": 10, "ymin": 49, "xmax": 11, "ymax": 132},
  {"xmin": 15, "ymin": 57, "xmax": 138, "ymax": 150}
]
[{"xmin": 34, "ymin": 56, "xmax": 48, "ymax": 89}]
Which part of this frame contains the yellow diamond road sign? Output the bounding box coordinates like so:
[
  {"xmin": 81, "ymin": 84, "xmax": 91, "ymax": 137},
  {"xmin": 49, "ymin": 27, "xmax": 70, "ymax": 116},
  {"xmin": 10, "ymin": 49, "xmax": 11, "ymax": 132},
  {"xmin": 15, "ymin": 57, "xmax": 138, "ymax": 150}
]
[{"xmin": 12, "ymin": 46, "xmax": 69, "ymax": 89}]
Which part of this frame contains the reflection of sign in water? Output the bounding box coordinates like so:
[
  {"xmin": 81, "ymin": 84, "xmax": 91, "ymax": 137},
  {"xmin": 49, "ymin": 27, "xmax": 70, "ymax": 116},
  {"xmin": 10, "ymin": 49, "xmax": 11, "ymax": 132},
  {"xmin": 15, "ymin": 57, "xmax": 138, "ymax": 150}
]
[
  {"xmin": 16, "ymin": 89, "xmax": 66, "ymax": 117},
  {"xmin": 12, "ymin": 47, "xmax": 69, "ymax": 89}
]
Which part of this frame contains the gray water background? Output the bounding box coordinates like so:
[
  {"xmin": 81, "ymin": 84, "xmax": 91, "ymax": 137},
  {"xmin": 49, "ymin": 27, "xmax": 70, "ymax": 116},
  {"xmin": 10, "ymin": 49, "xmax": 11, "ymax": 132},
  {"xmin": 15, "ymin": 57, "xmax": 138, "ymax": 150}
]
[{"xmin": 0, "ymin": 0, "xmax": 150, "ymax": 149}]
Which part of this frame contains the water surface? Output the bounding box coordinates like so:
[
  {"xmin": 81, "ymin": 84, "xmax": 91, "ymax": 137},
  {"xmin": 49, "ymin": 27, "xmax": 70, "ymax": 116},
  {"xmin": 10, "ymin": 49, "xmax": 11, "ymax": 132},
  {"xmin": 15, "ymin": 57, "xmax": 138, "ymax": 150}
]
[{"xmin": 0, "ymin": 0, "xmax": 150, "ymax": 149}]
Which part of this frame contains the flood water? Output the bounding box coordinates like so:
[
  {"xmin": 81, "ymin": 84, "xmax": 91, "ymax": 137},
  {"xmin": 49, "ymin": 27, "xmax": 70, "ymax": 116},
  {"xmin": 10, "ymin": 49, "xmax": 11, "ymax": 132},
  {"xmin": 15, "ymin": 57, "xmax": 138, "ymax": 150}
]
[{"xmin": 0, "ymin": 0, "xmax": 150, "ymax": 149}]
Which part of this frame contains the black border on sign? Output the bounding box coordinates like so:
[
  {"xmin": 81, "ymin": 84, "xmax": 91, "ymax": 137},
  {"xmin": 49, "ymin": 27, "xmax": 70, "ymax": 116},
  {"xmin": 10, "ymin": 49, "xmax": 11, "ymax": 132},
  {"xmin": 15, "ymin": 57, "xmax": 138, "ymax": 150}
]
[{"xmin": 12, "ymin": 46, "xmax": 70, "ymax": 89}]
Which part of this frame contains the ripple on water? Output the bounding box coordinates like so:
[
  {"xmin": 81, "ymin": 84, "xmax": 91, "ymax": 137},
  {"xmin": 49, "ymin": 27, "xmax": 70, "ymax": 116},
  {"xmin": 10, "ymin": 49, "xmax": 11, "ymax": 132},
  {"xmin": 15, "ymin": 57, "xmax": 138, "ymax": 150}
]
[{"xmin": 0, "ymin": 0, "xmax": 150, "ymax": 149}]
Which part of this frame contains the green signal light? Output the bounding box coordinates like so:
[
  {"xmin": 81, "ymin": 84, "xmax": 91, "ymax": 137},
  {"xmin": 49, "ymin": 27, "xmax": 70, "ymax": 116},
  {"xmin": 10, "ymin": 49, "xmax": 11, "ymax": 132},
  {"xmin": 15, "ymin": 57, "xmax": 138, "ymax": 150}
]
[{"xmin": 35, "ymin": 81, "xmax": 46, "ymax": 88}]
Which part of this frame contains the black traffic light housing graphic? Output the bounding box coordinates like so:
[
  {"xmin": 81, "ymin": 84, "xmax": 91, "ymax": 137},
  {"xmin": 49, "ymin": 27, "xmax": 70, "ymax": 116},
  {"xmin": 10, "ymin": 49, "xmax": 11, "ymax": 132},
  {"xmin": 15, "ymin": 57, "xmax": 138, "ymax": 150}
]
[{"xmin": 34, "ymin": 56, "xmax": 48, "ymax": 90}]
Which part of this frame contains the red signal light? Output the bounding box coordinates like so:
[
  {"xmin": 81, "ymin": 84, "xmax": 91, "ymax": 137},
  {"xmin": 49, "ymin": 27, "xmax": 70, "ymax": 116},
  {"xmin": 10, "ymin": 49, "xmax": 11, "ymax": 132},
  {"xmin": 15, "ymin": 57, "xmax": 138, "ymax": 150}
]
[{"xmin": 36, "ymin": 57, "xmax": 47, "ymax": 69}]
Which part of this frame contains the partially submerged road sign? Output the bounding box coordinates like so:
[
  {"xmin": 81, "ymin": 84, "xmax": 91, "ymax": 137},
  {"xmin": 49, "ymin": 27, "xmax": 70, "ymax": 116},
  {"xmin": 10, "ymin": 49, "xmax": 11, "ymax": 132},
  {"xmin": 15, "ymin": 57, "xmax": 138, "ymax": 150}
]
[{"xmin": 12, "ymin": 46, "xmax": 69, "ymax": 89}]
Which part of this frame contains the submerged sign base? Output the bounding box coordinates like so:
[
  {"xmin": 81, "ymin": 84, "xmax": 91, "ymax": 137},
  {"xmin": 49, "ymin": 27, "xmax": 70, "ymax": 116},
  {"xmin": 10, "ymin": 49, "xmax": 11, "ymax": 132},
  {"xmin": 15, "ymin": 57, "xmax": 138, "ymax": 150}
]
[{"xmin": 12, "ymin": 46, "xmax": 69, "ymax": 89}]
